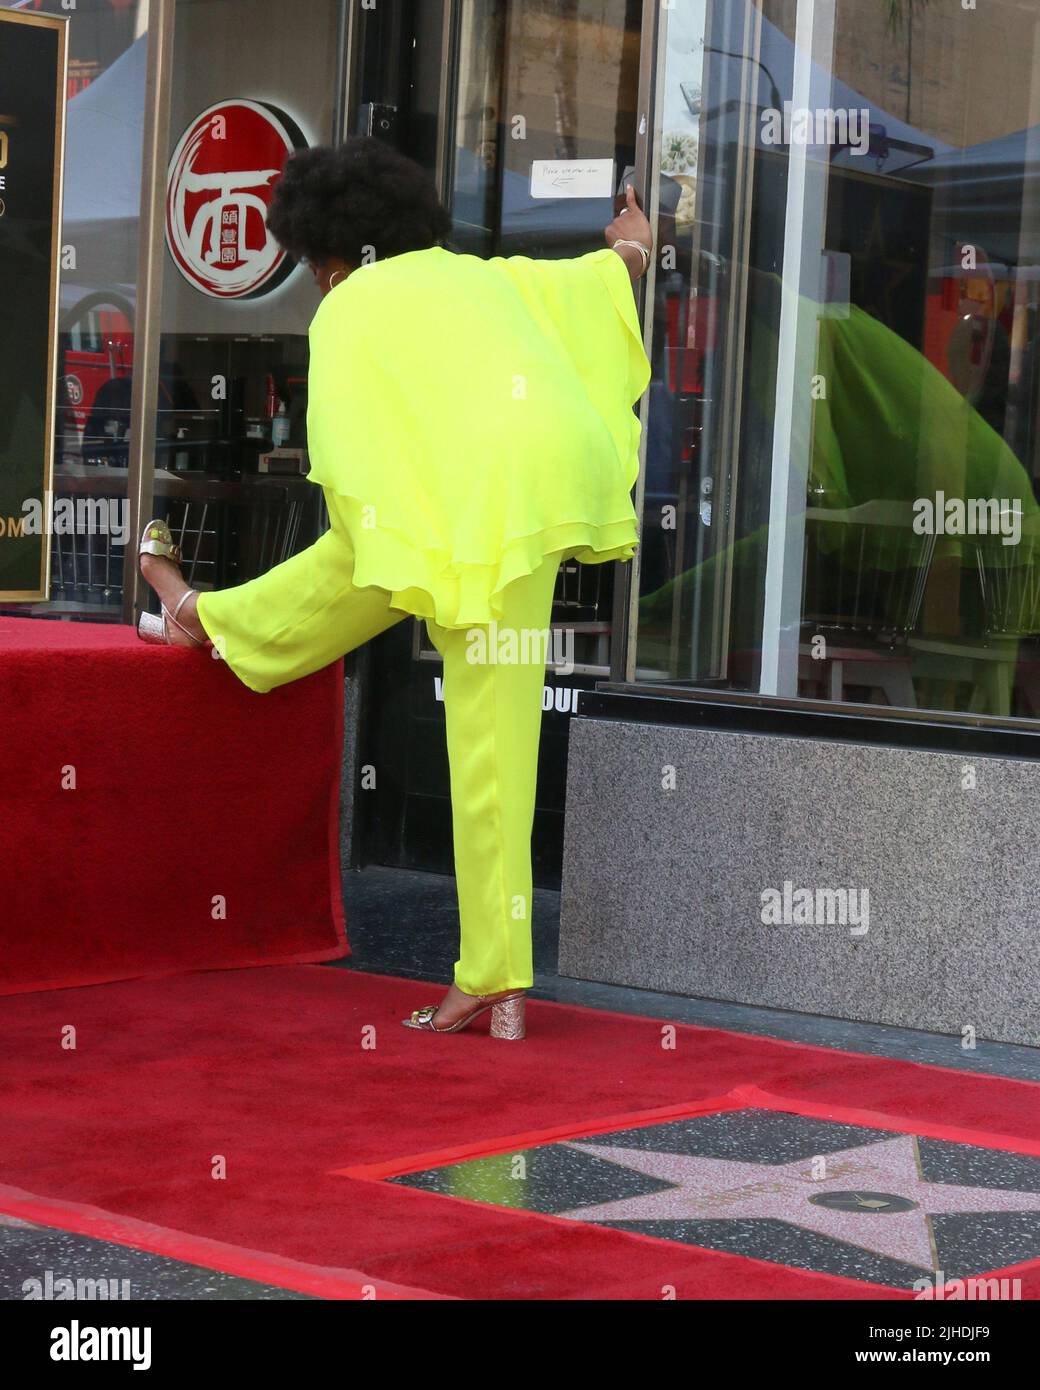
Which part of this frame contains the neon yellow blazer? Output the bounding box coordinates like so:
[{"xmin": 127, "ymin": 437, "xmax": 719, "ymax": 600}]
[{"xmin": 304, "ymin": 245, "xmax": 651, "ymax": 628}]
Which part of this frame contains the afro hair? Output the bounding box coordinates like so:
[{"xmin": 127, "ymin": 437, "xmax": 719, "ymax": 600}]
[{"xmin": 266, "ymin": 137, "xmax": 453, "ymax": 268}]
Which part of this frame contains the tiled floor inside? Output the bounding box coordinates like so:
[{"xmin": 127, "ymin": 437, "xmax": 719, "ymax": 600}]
[{"xmin": 5, "ymin": 864, "xmax": 1038, "ymax": 1300}]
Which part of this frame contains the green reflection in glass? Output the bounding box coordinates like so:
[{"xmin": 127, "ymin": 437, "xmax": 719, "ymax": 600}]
[
  {"xmin": 437, "ymin": 1150, "xmax": 538, "ymax": 1210},
  {"xmin": 638, "ymin": 267, "xmax": 1039, "ymax": 717}
]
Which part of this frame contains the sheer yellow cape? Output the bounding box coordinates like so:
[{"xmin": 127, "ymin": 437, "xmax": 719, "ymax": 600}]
[{"xmin": 304, "ymin": 245, "xmax": 650, "ymax": 628}]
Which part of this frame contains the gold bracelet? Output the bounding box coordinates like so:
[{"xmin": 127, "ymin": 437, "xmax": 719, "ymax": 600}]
[{"xmin": 613, "ymin": 239, "xmax": 651, "ymax": 276}]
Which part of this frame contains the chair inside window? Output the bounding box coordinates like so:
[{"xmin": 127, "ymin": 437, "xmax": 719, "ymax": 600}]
[{"xmin": 800, "ymin": 499, "xmax": 936, "ymax": 708}]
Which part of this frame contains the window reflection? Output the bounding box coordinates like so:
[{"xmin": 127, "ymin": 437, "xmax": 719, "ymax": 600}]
[
  {"xmin": 635, "ymin": 0, "xmax": 1040, "ymax": 722},
  {"xmin": 143, "ymin": 0, "xmax": 343, "ymax": 616},
  {"xmin": 445, "ymin": 0, "xmax": 642, "ymax": 675},
  {"xmin": 451, "ymin": 0, "xmax": 641, "ymax": 258}
]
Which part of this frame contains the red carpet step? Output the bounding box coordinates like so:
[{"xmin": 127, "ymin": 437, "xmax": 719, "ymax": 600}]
[
  {"xmin": 2, "ymin": 966, "xmax": 1038, "ymax": 1300},
  {"xmin": 0, "ymin": 618, "xmax": 347, "ymax": 994}
]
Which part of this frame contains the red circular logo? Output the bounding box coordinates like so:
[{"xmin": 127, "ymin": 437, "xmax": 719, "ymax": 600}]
[{"xmin": 165, "ymin": 99, "xmax": 306, "ymax": 299}]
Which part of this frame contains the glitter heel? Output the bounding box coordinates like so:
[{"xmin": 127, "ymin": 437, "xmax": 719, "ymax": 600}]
[
  {"xmin": 402, "ymin": 990, "xmax": 527, "ymax": 1040},
  {"xmin": 489, "ymin": 994, "xmax": 526, "ymax": 1040}
]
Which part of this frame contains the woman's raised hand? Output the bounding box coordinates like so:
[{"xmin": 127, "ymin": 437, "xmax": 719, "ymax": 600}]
[{"xmin": 605, "ymin": 183, "xmax": 654, "ymax": 281}]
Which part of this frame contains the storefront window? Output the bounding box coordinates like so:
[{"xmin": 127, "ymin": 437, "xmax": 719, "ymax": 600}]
[
  {"xmin": 633, "ymin": 0, "xmax": 1040, "ymax": 722},
  {"xmin": 437, "ymin": 0, "xmax": 642, "ymax": 675},
  {"xmin": 451, "ymin": 0, "xmax": 642, "ymax": 260},
  {"xmin": 1, "ymin": 0, "xmax": 147, "ymax": 621},
  {"xmin": 141, "ymin": 0, "xmax": 347, "ymax": 610}
]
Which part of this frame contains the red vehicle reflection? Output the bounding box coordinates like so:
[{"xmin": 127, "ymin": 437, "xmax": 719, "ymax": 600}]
[{"xmin": 59, "ymin": 293, "xmax": 134, "ymax": 461}]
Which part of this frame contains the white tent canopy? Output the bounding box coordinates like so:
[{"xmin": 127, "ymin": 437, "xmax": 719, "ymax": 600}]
[{"xmin": 60, "ymin": 34, "xmax": 147, "ymax": 314}]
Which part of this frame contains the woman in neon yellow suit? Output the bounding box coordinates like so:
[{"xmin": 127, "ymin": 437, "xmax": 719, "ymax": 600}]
[{"xmin": 138, "ymin": 138, "xmax": 652, "ymax": 1040}]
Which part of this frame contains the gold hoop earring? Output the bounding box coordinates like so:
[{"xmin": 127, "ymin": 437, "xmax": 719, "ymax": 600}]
[{"xmin": 329, "ymin": 269, "xmax": 347, "ymax": 289}]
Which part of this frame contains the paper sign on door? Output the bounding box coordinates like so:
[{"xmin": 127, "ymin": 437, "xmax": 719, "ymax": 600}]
[{"xmin": 529, "ymin": 159, "xmax": 616, "ymax": 199}]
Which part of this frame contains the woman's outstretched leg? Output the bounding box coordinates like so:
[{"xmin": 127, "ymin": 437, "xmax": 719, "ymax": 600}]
[{"xmin": 138, "ymin": 504, "xmax": 407, "ymax": 691}]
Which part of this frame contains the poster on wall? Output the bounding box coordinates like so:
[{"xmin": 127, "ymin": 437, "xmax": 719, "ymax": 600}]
[{"xmin": 0, "ymin": 9, "xmax": 67, "ymax": 602}]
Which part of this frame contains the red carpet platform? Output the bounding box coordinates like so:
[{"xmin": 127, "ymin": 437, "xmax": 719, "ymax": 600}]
[
  {"xmin": 2, "ymin": 965, "xmax": 1038, "ymax": 1300},
  {"xmin": 0, "ymin": 617, "xmax": 347, "ymax": 995}
]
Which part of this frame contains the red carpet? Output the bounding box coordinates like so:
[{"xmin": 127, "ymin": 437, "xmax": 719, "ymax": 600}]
[
  {"xmin": 2, "ymin": 965, "xmax": 1039, "ymax": 1300},
  {"xmin": 0, "ymin": 618, "xmax": 347, "ymax": 994}
]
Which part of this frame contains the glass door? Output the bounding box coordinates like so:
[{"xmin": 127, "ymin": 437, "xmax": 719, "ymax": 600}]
[
  {"xmin": 139, "ymin": 0, "xmax": 349, "ymax": 617},
  {"xmin": 355, "ymin": 0, "xmax": 647, "ymax": 887}
]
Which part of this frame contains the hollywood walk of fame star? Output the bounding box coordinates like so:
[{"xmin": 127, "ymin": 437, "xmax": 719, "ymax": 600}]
[{"xmin": 557, "ymin": 1134, "xmax": 1040, "ymax": 1271}]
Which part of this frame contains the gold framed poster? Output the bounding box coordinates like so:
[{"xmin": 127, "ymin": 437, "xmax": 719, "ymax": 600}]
[{"xmin": 0, "ymin": 8, "xmax": 67, "ymax": 601}]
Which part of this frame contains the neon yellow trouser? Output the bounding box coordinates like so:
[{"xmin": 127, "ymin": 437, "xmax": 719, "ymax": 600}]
[{"xmin": 195, "ymin": 495, "xmax": 561, "ymax": 995}]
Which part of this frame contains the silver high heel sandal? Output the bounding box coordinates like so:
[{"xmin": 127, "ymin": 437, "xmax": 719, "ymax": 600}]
[
  {"xmin": 402, "ymin": 991, "xmax": 526, "ymax": 1040},
  {"xmin": 136, "ymin": 519, "xmax": 206, "ymax": 648}
]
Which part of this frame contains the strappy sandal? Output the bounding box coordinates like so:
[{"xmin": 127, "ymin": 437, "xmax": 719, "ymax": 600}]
[
  {"xmin": 402, "ymin": 990, "xmax": 526, "ymax": 1040},
  {"xmin": 136, "ymin": 519, "xmax": 205, "ymax": 648}
]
